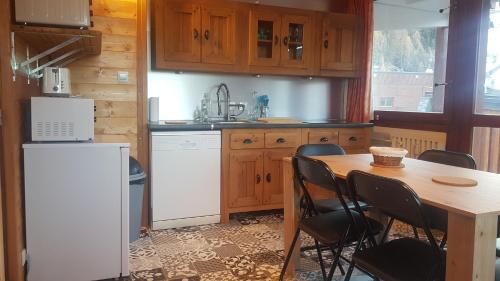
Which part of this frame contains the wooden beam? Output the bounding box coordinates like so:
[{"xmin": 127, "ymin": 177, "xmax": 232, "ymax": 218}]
[
  {"xmin": 137, "ymin": 0, "xmax": 150, "ymax": 227},
  {"xmin": 1, "ymin": 1, "xmax": 42, "ymax": 280}
]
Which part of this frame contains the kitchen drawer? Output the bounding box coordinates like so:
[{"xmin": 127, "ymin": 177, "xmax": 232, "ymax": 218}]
[
  {"xmin": 230, "ymin": 132, "xmax": 265, "ymax": 149},
  {"xmin": 307, "ymin": 130, "xmax": 339, "ymax": 145},
  {"xmin": 339, "ymin": 131, "xmax": 367, "ymax": 149},
  {"xmin": 264, "ymin": 130, "xmax": 301, "ymax": 148}
]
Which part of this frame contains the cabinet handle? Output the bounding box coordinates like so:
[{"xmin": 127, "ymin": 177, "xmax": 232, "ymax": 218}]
[
  {"xmin": 349, "ymin": 136, "xmax": 358, "ymax": 142},
  {"xmin": 256, "ymin": 174, "xmax": 261, "ymax": 184},
  {"xmin": 276, "ymin": 138, "xmax": 286, "ymax": 144},
  {"xmin": 204, "ymin": 30, "xmax": 209, "ymax": 40},
  {"xmin": 320, "ymin": 137, "xmax": 329, "ymax": 143},
  {"xmin": 243, "ymin": 138, "xmax": 253, "ymax": 144},
  {"xmin": 283, "ymin": 36, "xmax": 288, "ymax": 46},
  {"xmin": 324, "ymin": 39, "xmax": 329, "ymax": 49},
  {"xmin": 266, "ymin": 173, "xmax": 272, "ymax": 183},
  {"xmin": 194, "ymin": 29, "xmax": 199, "ymax": 40},
  {"xmin": 274, "ymin": 35, "xmax": 279, "ymax": 45}
]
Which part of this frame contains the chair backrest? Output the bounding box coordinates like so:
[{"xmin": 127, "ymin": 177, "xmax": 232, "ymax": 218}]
[
  {"xmin": 292, "ymin": 155, "xmax": 350, "ymax": 215},
  {"xmin": 297, "ymin": 144, "xmax": 346, "ymax": 157},
  {"xmin": 418, "ymin": 149, "xmax": 477, "ymax": 169},
  {"xmin": 347, "ymin": 170, "xmax": 440, "ymax": 251}
]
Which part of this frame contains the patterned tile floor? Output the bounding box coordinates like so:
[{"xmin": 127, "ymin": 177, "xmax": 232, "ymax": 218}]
[{"xmin": 127, "ymin": 211, "xmax": 433, "ymax": 281}]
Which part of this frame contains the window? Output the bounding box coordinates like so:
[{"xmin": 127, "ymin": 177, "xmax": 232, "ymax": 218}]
[
  {"xmin": 475, "ymin": 1, "xmax": 500, "ymax": 115},
  {"xmin": 371, "ymin": 1, "xmax": 450, "ymax": 113},
  {"xmin": 379, "ymin": 97, "xmax": 394, "ymax": 107}
]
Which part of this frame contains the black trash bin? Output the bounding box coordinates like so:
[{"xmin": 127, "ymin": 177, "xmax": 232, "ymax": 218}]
[{"xmin": 129, "ymin": 157, "xmax": 146, "ymax": 242}]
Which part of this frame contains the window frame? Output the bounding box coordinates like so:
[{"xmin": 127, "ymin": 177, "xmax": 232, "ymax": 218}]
[{"xmin": 373, "ymin": 0, "xmax": 500, "ymax": 153}]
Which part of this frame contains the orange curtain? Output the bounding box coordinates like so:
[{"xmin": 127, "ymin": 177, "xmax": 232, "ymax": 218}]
[{"xmin": 346, "ymin": 0, "xmax": 373, "ymax": 122}]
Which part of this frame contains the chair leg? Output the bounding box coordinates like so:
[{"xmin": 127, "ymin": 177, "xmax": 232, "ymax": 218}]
[
  {"xmin": 314, "ymin": 239, "xmax": 327, "ymax": 281},
  {"xmin": 326, "ymin": 243, "xmax": 343, "ymax": 281},
  {"xmin": 439, "ymin": 232, "xmax": 448, "ymax": 249},
  {"xmin": 381, "ymin": 217, "xmax": 394, "ymax": 243},
  {"xmin": 412, "ymin": 226, "xmax": 420, "ymax": 239},
  {"xmin": 279, "ymin": 228, "xmax": 301, "ymax": 281},
  {"xmin": 344, "ymin": 261, "xmax": 355, "ymax": 281}
]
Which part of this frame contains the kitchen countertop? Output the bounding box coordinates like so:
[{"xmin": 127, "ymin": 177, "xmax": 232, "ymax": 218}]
[{"xmin": 149, "ymin": 120, "xmax": 373, "ymax": 131}]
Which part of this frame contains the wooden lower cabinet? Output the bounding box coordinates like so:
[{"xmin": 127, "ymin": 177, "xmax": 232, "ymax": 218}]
[
  {"xmin": 228, "ymin": 151, "xmax": 264, "ymax": 208},
  {"xmin": 262, "ymin": 149, "xmax": 296, "ymax": 205},
  {"xmin": 221, "ymin": 127, "xmax": 371, "ymax": 222}
]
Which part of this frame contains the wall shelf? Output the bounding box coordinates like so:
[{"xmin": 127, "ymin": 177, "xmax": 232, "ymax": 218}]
[{"xmin": 10, "ymin": 25, "xmax": 101, "ymax": 81}]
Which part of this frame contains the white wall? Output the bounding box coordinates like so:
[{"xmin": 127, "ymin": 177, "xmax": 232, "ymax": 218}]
[{"xmin": 148, "ymin": 72, "xmax": 335, "ymax": 121}]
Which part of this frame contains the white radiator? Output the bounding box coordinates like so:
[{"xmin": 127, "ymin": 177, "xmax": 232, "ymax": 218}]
[
  {"xmin": 373, "ymin": 127, "xmax": 447, "ymax": 158},
  {"xmin": 15, "ymin": 0, "xmax": 91, "ymax": 27}
]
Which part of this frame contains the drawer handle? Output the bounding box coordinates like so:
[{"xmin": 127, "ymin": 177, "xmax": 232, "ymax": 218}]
[
  {"xmin": 266, "ymin": 173, "xmax": 272, "ymax": 183},
  {"xmin": 275, "ymin": 35, "xmax": 279, "ymax": 45},
  {"xmin": 324, "ymin": 39, "xmax": 329, "ymax": 49},
  {"xmin": 243, "ymin": 139, "xmax": 253, "ymax": 144},
  {"xmin": 283, "ymin": 36, "xmax": 288, "ymax": 46},
  {"xmin": 204, "ymin": 30, "xmax": 210, "ymax": 40},
  {"xmin": 194, "ymin": 29, "xmax": 199, "ymax": 40},
  {"xmin": 320, "ymin": 137, "xmax": 329, "ymax": 143},
  {"xmin": 349, "ymin": 136, "xmax": 358, "ymax": 142},
  {"xmin": 256, "ymin": 174, "xmax": 261, "ymax": 184},
  {"xmin": 276, "ymin": 138, "xmax": 286, "ymax": 144}
]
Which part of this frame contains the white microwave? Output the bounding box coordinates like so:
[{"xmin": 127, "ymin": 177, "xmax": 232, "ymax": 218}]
[{"xmin": 30, "ymin": 97, "xmax": 94, "ymax": 142}]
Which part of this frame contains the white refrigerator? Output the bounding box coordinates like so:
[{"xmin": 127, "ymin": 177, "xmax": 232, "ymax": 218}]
[{"xmin": 23, "ymin": 143, "xmax": 130, "ymax": 281}]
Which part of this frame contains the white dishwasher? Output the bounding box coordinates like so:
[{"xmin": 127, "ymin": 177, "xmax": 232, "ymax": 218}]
[{"xmin": 151, "ymin": 131, "xmax": 221, "ymax": 230}]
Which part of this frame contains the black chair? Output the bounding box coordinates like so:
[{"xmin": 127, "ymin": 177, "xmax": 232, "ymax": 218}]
[
  {"xmin": 417, "ymin": 149, "xmax": 477, "ymax": 247},
  {"xmin": 345, "ymin": 170, "xmax": 446, "ymax": 281},
  {"xmin": 296, "ymin": 144, "xmax": 368, "ymax": 213},
  {"xmin": 496, "ymin": 259, "xmax": 500, "ymax": 281},
  {"xmin": 279, "ymin": 156, "xmax": 383, "ymax": 281}
]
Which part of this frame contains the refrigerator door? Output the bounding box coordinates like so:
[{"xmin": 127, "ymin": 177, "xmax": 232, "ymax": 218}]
[{"xmin": 24, "ymin": 144, "xmax": 129, "ymax": 281}]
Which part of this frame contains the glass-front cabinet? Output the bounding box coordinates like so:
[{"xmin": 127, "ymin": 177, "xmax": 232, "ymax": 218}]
[
  {"xmin": 249, "ymin": 9, "xmax": 311, "ymax": 69},
  {"xmin": 249, "ymin": 11, "xmax": 281, "ymax": 66},
  {"xmin": 280, "ymin": 15, "xmax": 310, "ymax": 68}
]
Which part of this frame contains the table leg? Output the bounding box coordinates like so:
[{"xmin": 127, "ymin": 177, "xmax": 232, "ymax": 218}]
[
  {"xmin": 283, "ymin": 159, "xmax": 301, "ymax": 277},
  {"xmin": 446, "ymin": 212, "xmax": 497, "ymax": 281}
]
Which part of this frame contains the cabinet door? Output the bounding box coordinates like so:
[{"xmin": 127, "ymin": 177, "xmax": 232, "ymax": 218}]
[
  {"xmin": 262, "ymin": 149, "xmax": 295, "ymax": 205},
  {"xmin": 228, "ymin": 151, "xmax": 263, "ymax": 208},
  {"xmin": 320, "ymin": 14, "xmax": 361, "ymax": 71},
  {"xmin": 280, "ymin": 14, "xmax": 312, "ymax": 68},
  {"xmin": 249, "ymin": 9, "xmax": 281, "ymax": 66},
  {"xmin": 156, "ymin": 0, "xmax": 201, "ymax": 63},
  {"xmin": 201, "ymin": 6, "xmax": 236, "ymax": 65}
]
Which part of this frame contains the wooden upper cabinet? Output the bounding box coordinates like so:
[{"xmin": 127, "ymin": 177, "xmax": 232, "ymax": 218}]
[
  {"xmin": 155, "ymin": 0, "xmax": 201, "ymax": 64},
  {"xmin": 201, "ymin": 6, "xmax": 237, "ymax": 65},
  {"xmin": 249, "ymin": 9, "xmax": 281, "ymax": 66},
  {"xmin": 280, "ymin": 14, "xmax": 312, "ymax": 69},
  {"xmin": 320, "ymin": 13, "xmax": 362, "ymax": 72}
]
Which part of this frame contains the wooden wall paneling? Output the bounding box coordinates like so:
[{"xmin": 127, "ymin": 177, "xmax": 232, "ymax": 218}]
[
  {"xmin": 70, "ymin": 67, "xmax": 138, "ymax": 84},
  {"xmin": 137, "ymin": 0, "xmax": 149, "ymax": 226},
  {"xmin": 68, "ymin": 0, "xmax": 139, "ymax": 161},
  {"xmin": 92, "ymin": 0, "xmax": 138, "ymax": 19}
]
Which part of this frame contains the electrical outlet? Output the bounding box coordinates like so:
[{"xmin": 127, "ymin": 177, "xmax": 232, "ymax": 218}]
[{"xmin": 117, "ymin": 71, "xmax": 129, "ymax": 83}]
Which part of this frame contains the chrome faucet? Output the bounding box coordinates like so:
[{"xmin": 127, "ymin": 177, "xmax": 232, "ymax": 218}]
[{"xmin": 216, "ymin": 83, "xmax": 230, "ymax": 121}]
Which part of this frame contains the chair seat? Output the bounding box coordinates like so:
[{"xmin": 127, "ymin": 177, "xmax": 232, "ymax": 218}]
[
  {"xmin": 353, "ymin": 237, "xmax": 445, "ymax": 281},
  {"xmin": 314, "ymin": 198, "xmax": 369, "ymax": 213},
  {"xmin": 299, "ymin": 210, "xmax": 383, "ymax": 245}
]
